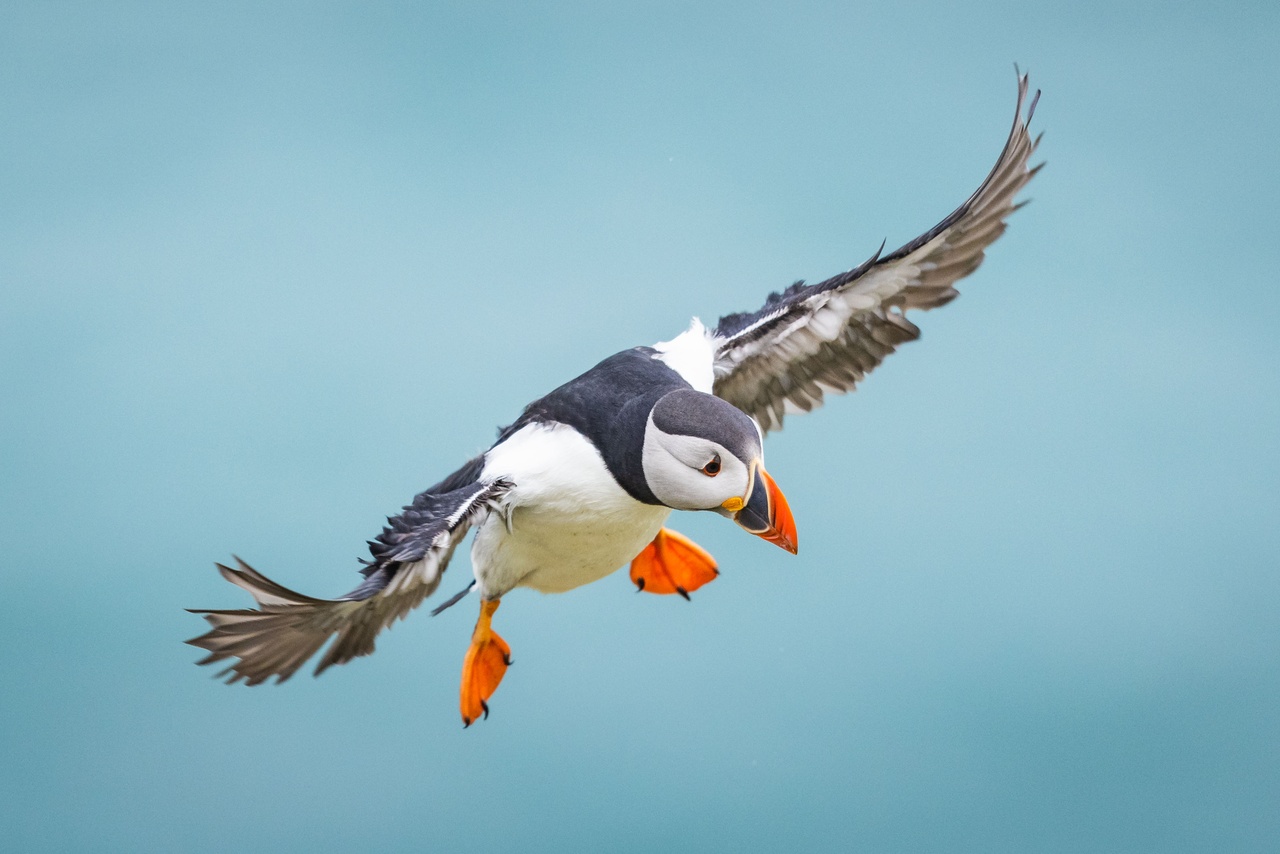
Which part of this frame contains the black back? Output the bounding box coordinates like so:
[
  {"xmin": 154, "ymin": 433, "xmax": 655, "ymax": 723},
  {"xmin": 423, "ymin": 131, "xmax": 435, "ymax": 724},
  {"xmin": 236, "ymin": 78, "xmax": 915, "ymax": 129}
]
[{"xmin": 497, "ymin": 347, "xmax": 690, "ymax": 504}]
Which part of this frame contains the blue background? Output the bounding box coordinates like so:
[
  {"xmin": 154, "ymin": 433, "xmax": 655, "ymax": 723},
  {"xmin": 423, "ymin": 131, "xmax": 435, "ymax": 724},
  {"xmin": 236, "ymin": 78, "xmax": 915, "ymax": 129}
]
[{"xmin": 3, "ymin": 2, "xmax": 1278, "ymax": 851}]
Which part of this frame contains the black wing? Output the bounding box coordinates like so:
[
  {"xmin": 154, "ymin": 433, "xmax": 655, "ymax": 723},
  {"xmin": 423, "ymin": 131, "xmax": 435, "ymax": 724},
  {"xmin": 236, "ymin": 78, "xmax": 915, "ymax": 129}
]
[
  {"xmin": 187, "ymin": 470, "xmax": 512, "ymax": 685},
  {"xmin": 713, "ymin": 72, "xmax": 1042, "ymax": 433}
]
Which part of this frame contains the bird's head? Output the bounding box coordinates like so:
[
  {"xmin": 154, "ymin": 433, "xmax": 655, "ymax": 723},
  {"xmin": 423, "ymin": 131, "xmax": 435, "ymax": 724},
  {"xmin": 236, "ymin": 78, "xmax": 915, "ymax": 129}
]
[{"xmin": 641, "ymin": 389, "xmax": 797, "ymax": 553}]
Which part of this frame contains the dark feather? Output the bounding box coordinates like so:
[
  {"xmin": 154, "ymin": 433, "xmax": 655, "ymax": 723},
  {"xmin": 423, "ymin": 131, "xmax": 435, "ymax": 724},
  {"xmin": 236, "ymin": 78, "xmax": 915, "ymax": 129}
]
[
  {"xmin": 187, "ymin": 473, "xmax": 514, "ymax": 685},
  {"xmin": 712, "ymin": 72, "xmax": 1043, "ymax": 433}
]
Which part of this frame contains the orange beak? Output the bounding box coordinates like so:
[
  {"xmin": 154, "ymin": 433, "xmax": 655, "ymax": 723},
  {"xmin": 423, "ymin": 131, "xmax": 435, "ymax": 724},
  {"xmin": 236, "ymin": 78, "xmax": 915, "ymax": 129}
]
[{"xmin": 732, "ymin": 464, "xmax": 798, "ymax": 554}]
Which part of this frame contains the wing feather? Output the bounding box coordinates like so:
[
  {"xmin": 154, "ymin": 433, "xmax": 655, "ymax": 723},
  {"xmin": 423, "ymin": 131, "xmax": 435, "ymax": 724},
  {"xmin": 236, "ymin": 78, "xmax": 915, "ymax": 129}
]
[
  {"xmin": 187, "ymin": 477, "xmax": 513, "ymax": 685},
  {"xmin": 712, "ymin": 72, "xmax": 1042, "ymax": 432}
]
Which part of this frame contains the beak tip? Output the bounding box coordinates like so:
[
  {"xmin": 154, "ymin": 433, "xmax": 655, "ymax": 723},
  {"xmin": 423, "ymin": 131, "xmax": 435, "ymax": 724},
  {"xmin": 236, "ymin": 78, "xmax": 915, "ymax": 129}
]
[{"xmin": 774, "ymin": 529, "xmax": 798, "ymax": 555}]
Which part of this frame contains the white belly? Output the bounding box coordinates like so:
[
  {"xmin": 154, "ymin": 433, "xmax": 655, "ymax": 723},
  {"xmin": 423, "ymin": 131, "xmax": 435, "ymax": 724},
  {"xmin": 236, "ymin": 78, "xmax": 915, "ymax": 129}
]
[{"xmin": 472, "ymin": 423, "xmax": 671, "ymax": 596}]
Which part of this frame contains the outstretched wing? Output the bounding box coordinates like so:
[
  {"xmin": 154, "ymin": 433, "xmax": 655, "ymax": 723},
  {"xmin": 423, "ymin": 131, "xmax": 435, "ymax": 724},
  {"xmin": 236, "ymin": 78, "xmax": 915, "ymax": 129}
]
[
  {"xmin": 712, "ymin": 72, "xmax": 1042, "ymax": 433},
  {"xmin": 187, "ymin": 476, "xmax": 513, "ymax": 685}
]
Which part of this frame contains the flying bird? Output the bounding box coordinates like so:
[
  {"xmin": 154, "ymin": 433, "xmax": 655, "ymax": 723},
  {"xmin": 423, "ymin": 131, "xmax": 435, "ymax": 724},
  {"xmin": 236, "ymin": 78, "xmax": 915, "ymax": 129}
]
[{"xmin": 189, "ymin": 73, "xmax": 1042, "ymax": 726}]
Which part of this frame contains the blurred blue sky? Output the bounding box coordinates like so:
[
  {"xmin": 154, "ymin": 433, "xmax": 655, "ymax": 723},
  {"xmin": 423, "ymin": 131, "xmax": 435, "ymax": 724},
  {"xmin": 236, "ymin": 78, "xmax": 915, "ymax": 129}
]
[{"xmin": 2, "ymin": 2, "xmax": 1278, "ymax": 852}]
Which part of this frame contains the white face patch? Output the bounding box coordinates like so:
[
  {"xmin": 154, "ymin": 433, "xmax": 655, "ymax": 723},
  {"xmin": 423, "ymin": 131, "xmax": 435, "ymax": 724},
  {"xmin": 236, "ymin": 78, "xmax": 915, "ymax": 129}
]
[{"xmin": 641, "ymin": 413, "xmax": 753, "ymax": 510}]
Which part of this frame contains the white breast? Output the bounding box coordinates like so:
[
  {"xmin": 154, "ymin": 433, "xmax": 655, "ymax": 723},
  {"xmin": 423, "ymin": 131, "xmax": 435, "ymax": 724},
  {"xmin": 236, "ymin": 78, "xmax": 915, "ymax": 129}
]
[{"xmin": 472, "ymin": 423, "xmax": 670, "ymax": 596}]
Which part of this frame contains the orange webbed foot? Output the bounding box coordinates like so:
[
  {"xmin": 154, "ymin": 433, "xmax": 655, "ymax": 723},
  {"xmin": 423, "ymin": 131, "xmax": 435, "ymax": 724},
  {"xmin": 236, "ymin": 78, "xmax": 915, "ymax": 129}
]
[
  {"xmin": 460, "ymin": 599, "xmax": 511, "ymax": 727},
  {"xmin": 630, "ymin": 528, "xmax": 719, "ymax": 599}
]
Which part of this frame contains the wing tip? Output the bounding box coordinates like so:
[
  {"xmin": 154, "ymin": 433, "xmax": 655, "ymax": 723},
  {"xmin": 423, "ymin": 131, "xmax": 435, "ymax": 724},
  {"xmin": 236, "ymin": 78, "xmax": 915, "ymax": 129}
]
[{"xmin": 1009, "ymin": 64, "xmax": 1039, "ymax": 128}]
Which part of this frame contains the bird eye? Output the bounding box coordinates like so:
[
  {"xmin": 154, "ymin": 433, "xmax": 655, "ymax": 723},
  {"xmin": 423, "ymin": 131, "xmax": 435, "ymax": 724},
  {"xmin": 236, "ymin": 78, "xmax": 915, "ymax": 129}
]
[{"xmin": 701, "ymin": 455, "xmax": 721, "ymax": 476}]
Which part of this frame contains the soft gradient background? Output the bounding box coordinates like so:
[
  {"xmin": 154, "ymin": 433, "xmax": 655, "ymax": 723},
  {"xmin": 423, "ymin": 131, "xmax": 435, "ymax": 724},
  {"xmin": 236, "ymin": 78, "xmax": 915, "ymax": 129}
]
[{"xmin": 3, "ymin": 2, "xmax": 1277, "ymax": 852}]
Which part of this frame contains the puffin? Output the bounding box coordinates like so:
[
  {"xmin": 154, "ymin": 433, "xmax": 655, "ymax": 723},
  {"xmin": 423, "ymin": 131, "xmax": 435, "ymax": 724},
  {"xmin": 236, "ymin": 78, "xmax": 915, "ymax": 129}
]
[{"xmin": 189, "ymin": 73, "xmax": 1041, "ymax": 726}]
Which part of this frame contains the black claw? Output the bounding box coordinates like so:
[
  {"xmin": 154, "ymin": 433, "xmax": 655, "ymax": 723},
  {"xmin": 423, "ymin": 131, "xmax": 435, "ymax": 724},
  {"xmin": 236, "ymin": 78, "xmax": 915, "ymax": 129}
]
[
  {"xmin": 463, "ymin": 717, "xmax": 472, "ymax": 728},
  {"xmin": 481, "ymin": 700, "xmax": 490, "ymax": 720},
  {"xmin": 503, "ymin": 653, "xmax": 513, "ymax": 666},
  {"xmin": 676, "ymin": 586, "xmax": 690, "ymax": 601},
  {"xmin": 635, "ymin": 577, "xmax": 646, "ymax": 592}
]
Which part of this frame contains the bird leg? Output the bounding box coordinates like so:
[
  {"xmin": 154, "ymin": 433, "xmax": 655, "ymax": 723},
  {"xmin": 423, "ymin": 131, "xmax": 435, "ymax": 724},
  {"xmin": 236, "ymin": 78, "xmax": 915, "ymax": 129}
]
[
  {"xmin": 459, "ymin": 598, "xmax": 511, "ymax": 727},
  {"xmin": 630, "ymin": 528, "xmax": 719, "ymax": 599}
]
